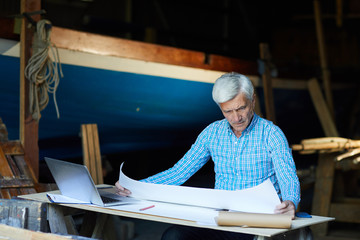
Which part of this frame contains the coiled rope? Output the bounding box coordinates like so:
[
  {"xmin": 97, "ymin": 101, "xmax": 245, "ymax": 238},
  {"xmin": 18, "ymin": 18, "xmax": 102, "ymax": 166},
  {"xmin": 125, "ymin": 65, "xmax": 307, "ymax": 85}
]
[{"xmin": 25, "ymin": 19, "xmax": 63, "ymax": 121}]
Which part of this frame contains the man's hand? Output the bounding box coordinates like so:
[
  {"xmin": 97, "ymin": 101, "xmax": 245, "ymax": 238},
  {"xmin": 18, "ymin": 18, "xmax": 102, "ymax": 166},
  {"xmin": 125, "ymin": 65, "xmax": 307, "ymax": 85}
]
[
  {"xmin": 115, "ymin": 181, "xmax": 131, "ymax": 196},
  {"xmin": 275, "ymin": 200, "xmax": 296, "ymax": 219}
]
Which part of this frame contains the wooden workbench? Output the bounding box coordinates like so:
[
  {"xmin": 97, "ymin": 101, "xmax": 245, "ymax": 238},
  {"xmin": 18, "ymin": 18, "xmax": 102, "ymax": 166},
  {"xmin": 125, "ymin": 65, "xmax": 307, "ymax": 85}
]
[{"xmin": 18, "ymin": 188, "xmax": 334, "ymax": 239}]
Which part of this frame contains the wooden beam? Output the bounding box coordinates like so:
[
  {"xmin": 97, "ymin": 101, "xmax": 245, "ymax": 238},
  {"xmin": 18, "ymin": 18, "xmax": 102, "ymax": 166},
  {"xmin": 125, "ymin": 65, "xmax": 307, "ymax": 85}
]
[
  {"xmin": 311, "ymin": 152, "xmax": 337, "ymax": 236},
  {"xmin": 259, "ymin": 43, "xmax": 276, "ymax": 123},
  {"xmin": 0, "ymin": 178, "xmax": 34, "ymax": 188},
  {"xmin": 0, "ymin": 147, "xmax": 14, "ymax": 177},
  {"xmin": 308, "ymin": 78, "xmax": 339, "ymax": 137},
  {"xmin": 251, "ymin": 77, "xmax": 354, "ymax": 90},
  {"xmin": 14, "ymin": 155, "xmax": 38, "ymax": 184},
  {"xmin": 314, "ymin": 0, "xmax": 334, "ymax": 119},
  {"xmin": 0, "ymin": 140, "xmax": 25, "ymax": 155},
  {"xmin": 51, "ymin": 27, "xmax": 257, "ymax": 74},
  {"xmin": 336, "ymin": 0, "xmax": 343, "ymax": 27},
  {"xmin": 47, "ymin": 205, "xmax": 69, "ymax": 235},
  {"xmin": 20, "ymin": 0, "xmax": 41, "ymax": 179}
]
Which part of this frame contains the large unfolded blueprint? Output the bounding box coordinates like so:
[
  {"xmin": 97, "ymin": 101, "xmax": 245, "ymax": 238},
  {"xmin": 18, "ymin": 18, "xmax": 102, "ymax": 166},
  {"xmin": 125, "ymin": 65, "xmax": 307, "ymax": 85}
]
[{"xmin": 118, "ymin": 163, "xmax": 281, "ymax": 214}]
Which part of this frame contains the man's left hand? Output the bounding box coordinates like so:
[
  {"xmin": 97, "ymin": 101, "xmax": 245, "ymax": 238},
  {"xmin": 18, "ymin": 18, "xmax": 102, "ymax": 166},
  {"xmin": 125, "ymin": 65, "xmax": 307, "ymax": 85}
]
[{"xmin": 275, "ymin": 200, "xmax": 295, "ymax": 219}]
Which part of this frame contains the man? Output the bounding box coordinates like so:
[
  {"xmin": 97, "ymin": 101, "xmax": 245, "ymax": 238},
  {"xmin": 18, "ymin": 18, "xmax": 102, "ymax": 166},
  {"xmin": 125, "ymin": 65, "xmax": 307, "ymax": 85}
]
[{"xmin": 116, "ymin": 72, "xmax": 300, "ymax": 240}]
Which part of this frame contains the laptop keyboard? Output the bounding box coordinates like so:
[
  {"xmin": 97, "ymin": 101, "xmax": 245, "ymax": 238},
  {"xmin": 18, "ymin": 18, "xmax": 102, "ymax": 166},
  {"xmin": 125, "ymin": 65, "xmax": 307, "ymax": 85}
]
[{"xmin": 101, "ymin": 195, "xmax": 121, "ymax": 204}]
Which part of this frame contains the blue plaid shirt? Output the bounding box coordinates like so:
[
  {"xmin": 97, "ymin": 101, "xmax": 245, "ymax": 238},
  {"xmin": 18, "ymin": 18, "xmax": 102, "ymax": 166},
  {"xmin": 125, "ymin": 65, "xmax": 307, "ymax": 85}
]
[{"xmin": 143, "ymin": 114, "xmax": 301, "ymax": 208}]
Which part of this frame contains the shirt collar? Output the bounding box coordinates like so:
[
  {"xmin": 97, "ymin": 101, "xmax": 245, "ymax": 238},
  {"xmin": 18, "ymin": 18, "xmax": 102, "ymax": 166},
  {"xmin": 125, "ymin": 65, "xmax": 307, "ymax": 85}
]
[
  {"xmin": 226, "ymin": 113, "xmax": 258, "ymax": 136},
  {"xmin": 244, "ymin": 113, "xmax": 258, "ymax": 134}
]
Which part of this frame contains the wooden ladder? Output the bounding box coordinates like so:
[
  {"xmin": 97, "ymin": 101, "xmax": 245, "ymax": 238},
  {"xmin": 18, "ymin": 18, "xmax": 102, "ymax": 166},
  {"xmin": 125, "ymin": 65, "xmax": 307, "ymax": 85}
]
[{"xmin": 0, "ymin": 118, "xmax": 47, "ymax": 198}]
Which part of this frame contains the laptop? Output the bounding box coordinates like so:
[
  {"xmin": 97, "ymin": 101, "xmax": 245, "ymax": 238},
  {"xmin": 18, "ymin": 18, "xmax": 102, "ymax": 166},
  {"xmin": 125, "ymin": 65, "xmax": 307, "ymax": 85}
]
[{"xmin": 45, "ymin": 157, "xmax": 137, "ymax": 207}]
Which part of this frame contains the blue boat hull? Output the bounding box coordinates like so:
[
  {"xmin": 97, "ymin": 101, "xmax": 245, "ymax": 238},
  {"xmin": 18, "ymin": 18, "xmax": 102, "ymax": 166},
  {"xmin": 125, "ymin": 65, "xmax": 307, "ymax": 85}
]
[{"xmin": 0, "ymin": 54, "xmax": 223, "ymax": 160}]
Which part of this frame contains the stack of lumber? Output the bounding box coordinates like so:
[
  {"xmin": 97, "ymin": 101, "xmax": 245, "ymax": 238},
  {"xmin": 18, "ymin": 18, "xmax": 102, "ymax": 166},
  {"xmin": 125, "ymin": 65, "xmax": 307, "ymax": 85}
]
[
  {"xmin": 293, "ymin": 136, "xmax": 360, "ymax": 237},
  {"xmin": 292, "ymin": 137, "xmax": 360, "ymax": 163}
]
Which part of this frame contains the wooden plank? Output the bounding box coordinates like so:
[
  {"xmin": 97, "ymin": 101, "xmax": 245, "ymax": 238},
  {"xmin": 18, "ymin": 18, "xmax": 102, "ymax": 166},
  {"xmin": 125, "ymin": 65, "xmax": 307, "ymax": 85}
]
[
  {"xmin": 13, "ymin": 155, "xmax": 37, "ymax": 183},
  {"xmin": 308, "ymin": 78, "xmax": 339, "ymax": 137},
  {"xmin": 51, "ymin": 27, "xmax": 258, "ymax": 74},
  {"xmin": 292, "ymin": 140, "xmax": 360, "ymax": 151},
  {"xmin": 47, "ymin": 205, "xmax": 69, "ymax": 235},
  {"xmin": 1, "ymin": 189, "xmax": 11, "ymax": 199},
  {"xmin": 271, "ymin": 78, "xmax": 308, "ymax": 90},
  {"xmin": 329, "ymin": 203, "xmax": 360, "ymax": 223},
  {"xmin": 252, "ymin": 76, "xmax": 353, "ymax": 91},
  {"xmin": 7, "ymin": 155, "xmax": 21, "ymax": 177},
  {"xmin": 21, "ymin": 187, "xmax": 37, "ymax": 195},
  {"xmin": 0, "ymin": 146, "xmax": 14, "ymax": 177},
  {"xmin": 0, "ymin": 178, "xmax": 33, "ymax": 188},
  {"xmin": 92, "ymin": 124, "xmax": 103, "ymax": 185},
  {"xmin": 86, "ymin": 125, "xmax": 97, "ymax": 183},
  {"xmin": 0, "ymin": 141, "xmax": 25, "ymax": 155},
  {"xmin": 20, "ymin": 0, "xmax": 40, "ymax": 180},
  {"xmin": 81, "ymin": 124, "xmax": 91, "ymax": 177},
  {"xmin": 311, "ymin": 152, "xmax": 337, "ymax": 236},
  {"xmin": 81, "ymin": 124, "xmax": 103, "ymax": 185},
  {"xmin": 64, "ymin": 215, "xmax": 79, "ymax": 235},
  {"xmin": 259, "ymin": 43, "xmax": 276, "ymax": 123},
  {"xmin": 301, "ymin": 137, "xmax": 349, "ymax": 145},
  {"xmin": 34, "ymin": 183, "xmax": 58, "ymax": 193},
  {"xmin": 0, "ymin": 224, "xmax": 75, "ymax": 240},
  {"xmin": 252, "ymin": 77, "xmax": 354, "ymax": 90}
]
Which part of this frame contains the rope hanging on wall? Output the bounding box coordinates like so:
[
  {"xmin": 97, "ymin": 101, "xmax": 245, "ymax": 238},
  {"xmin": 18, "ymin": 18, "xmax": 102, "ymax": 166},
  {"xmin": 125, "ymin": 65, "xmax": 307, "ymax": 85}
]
[{"xmin": 25, "ymin": 19, "xmax": 63, "ymax": 122}]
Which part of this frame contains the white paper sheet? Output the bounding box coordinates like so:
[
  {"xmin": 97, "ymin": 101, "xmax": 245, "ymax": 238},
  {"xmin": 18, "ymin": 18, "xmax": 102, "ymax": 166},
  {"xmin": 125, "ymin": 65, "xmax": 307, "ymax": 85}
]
[
  {"xmin": 111, "ymin": 200, "xmax": 219, "ymax": 225},
  {"xmin": 119, "ymin": 163, "xmax": 281, "ymax": 214},
  {"xmin": 46, "ymin": 193, "xmax": 91, "ymax": 204}
]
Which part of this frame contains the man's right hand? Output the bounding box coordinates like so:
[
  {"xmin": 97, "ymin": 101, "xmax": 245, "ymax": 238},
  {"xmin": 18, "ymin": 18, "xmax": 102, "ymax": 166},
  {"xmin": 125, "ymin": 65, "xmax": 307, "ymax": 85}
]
[{"xmin": 115, "ymin": 181, "xmax": 131, "ymax": 196}]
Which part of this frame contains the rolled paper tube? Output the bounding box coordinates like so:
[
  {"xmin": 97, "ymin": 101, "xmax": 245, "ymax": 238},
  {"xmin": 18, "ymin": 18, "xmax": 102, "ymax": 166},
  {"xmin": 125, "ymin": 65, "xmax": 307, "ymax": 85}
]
[{"xmin": 216, "ymin": 211, "xmax": 292, "ymax": 229}]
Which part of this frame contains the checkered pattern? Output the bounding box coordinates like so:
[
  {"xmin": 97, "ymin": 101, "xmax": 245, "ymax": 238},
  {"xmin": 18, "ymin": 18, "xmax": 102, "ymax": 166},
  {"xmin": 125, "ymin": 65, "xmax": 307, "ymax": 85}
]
[{"xmin": 143, "ymin": 114, "xmax": 301, "ymax": 208}]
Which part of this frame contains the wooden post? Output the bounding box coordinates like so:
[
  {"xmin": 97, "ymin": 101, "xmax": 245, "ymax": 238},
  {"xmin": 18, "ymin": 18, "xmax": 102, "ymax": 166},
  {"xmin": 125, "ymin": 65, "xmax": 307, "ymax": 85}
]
[
  {"xmin": 47, "ymin": 205, "xmax": 69, "ymax": 234},
  {"xmin": 308, "ymin": 78, "xmax": 339, "ymax": 137},
  {"xmin": 20, "ymin": 0, "xmax": 40, "ymax": 179},
  {"xmin": 259, "ymin": 43, "xmax": 276, "ymax": 123},
  {"xmin": 314, "ymin": 0, "xmax": 334, "ymax": 120},
  {"xmin": 311, "ymin": 152, "xmax": 337, "ymax": 237},
  {"xmin": 336, "ymin": 0, "xmax": 343, "ymax": 27}
]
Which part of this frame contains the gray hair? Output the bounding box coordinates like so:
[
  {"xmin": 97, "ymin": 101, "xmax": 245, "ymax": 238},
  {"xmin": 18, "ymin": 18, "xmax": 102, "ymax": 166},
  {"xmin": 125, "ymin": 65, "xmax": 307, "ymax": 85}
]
[{"xmin": 212, "ymin": 72, "xmax": 254, "ymax": 105}]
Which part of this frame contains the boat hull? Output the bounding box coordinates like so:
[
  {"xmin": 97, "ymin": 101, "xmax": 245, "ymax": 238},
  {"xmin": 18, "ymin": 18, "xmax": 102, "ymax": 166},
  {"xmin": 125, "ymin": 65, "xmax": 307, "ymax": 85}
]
[{"xmin": 1, "ymin": 41, "xmax": 226, "ymax": 159}]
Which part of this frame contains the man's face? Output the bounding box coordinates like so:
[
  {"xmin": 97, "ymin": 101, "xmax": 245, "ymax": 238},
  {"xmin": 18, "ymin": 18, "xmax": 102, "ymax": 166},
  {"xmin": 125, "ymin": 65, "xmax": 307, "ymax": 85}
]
[{"xmin": 219, "ymin": 93, "xmax": 255, "ymax": 137}]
